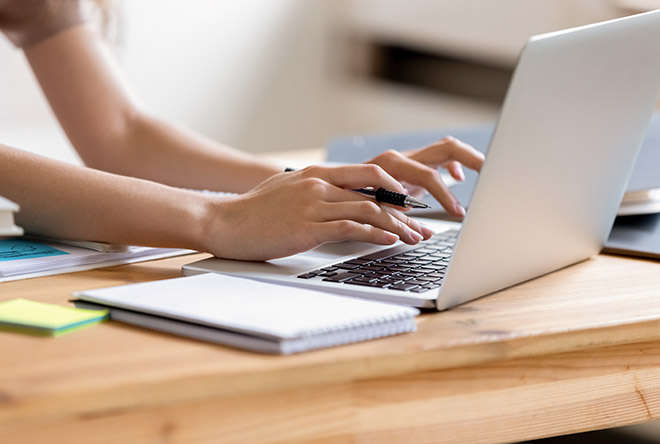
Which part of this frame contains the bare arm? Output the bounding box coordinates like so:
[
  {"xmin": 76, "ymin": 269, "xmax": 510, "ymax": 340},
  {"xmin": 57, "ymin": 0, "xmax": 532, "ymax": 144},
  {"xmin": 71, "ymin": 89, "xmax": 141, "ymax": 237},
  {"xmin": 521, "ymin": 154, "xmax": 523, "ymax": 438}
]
[
  {"xmin": 0, "ymin": 145, "xmax": 216, "ymax": 249},
  {"xmin": 0, "ymin": 3, "xmax": 484, "ymax": 259},
  {"xmin": 24, "ymin": 25, "xmax": 280, "ymax": 193},
  {"xmin": 0, "ymin": 145, "xmax": 432, "ymax": 260},
  {"xmin": 22, "ymin": 21, "xmax": 485, "ymax": 217}
]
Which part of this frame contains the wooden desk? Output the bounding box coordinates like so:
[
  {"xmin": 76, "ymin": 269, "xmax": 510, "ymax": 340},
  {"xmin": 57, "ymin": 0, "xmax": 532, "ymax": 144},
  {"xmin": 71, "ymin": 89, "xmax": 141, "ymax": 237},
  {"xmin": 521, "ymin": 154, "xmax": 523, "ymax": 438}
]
[{"xmin": 2, "ymin": 251, "xmax": 660, "ymax": 443}]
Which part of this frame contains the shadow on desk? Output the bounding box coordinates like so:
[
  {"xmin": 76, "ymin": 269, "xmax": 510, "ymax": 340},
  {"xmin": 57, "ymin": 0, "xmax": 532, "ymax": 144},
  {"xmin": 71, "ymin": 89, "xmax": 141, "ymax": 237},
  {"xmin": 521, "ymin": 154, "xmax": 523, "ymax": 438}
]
[{"xmin": 520, "ymin": 424, "xmax": 660, "ymax": 444}]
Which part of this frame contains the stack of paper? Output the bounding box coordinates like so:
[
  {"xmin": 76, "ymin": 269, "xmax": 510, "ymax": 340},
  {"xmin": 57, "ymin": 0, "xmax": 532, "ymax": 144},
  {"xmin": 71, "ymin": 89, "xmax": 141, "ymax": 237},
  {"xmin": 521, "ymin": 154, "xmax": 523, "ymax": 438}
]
[
  {"xmin": 0, "ymin": 238, "xmax": 191, "ymax": 282},
  {"xmin": 0, "ymin": 196, "xmax": 23, "ymax": 237},
  {"xmin": 618, "ymin": 187, "xmax": 660, "ymax": 216},
  {"xmin": 73, "ymin": 273, "xmax": 420, "ymax": 354},
  {"xmin": 0, "ymin": 298, "xmax": 108, "ymax": 336}
]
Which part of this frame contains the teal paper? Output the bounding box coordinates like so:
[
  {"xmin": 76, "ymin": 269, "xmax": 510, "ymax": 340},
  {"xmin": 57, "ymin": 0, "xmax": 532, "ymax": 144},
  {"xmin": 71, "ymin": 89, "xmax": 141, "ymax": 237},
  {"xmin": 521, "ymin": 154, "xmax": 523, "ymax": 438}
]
[{"xmin": 0, "ymin": 239, "xmax": 68, "ymax": 262}]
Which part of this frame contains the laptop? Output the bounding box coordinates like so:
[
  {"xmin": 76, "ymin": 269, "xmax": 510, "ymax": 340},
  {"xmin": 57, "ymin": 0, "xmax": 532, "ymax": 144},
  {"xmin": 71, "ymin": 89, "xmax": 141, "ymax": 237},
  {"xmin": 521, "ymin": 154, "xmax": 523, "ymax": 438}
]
[{"xmin": 184, "ymin": 11, "xmax": 660, "ymax": 310}]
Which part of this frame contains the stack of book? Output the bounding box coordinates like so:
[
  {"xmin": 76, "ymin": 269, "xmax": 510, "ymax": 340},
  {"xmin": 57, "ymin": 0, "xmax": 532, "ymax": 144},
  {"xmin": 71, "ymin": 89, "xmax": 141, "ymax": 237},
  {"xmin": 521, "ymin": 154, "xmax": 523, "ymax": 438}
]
[
  {"xmin": 0, "ymin": 196, "xmax": 23, "ymax": 237},
  {"xmin": 0, "ymin": 238, "xmax": 191, "ymax": 282}
]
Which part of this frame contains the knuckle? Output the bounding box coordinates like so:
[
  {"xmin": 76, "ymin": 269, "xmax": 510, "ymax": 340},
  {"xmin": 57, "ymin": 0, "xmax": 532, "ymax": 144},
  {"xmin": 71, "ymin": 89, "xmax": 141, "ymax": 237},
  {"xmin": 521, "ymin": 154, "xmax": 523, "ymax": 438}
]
[
  {"xmin": 360, "ymin": 200, "xmax": 381, "ymax": 215},
  {"xmin": 372, "ymin": 150, "xmax": 397, "ymax": 163},
  {"xmin": 420, "ymin": 167, "xmax": 440, "ymax": 182},
  {"xmin": 302, "ymin": 165, "xmax": 324, "ymax": 177},
  {"xmin": 370, "ymin": 164, "xmax": 389, "ymax": 180},
  {"xmin": 303, "ymin": 177, "xmax": 327, "ymax": 193},
  {"xmin": 336, "ymin": 220, "xmax": 354, "ymax": 236},
  {"xmin": 367, "ymin": 225, "xmax": 381, "ymax": 241}
]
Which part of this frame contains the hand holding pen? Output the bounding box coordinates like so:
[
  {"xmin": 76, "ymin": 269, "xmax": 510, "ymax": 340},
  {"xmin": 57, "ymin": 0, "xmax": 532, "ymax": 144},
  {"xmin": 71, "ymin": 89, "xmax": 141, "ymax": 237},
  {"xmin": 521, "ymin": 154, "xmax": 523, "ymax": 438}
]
[
  {"xmin": 285, "ymin": 168, "xmax": 430, "ymax": 209},
  {"xmin": 207, "ymin": 138, "xmax": 482, "ymax": 261},
  {"xmin": 352, "ymin": 187, "xmax": 430, "ymax": 209}
]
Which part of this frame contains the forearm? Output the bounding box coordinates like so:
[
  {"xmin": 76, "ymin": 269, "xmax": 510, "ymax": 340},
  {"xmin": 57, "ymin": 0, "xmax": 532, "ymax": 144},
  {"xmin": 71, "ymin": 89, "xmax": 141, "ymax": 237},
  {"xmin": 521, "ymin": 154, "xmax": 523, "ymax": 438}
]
[
  {"xmin": 24, "ymin": 25, "xmax": 280, "ymax": 193},
  {"xmin": 103, "ymin": 113, "xmax": 281, "ymax": 193},
  {"xmin": 0, "ymin": 145, "xmax": 215, "ymax": 250}
]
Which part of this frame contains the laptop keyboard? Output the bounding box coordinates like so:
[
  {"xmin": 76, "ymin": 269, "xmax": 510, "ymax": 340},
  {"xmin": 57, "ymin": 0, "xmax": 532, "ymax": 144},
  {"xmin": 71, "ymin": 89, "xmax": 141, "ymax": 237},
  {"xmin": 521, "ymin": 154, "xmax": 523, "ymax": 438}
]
[{"xmin": 297, "ymin": 230, "xmax": 459, "ymax": 293}]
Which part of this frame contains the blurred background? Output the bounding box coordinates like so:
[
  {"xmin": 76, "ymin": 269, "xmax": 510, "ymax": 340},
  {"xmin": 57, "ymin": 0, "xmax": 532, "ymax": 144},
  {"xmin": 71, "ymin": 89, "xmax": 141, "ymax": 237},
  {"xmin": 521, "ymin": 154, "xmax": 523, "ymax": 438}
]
[
  {"xmin": 2, "ymin": 0, "xmax": 660, "ymax": 441},
  {"xmin": 1, "ymin": 0, "xmax": 659, "ymax": 164}
]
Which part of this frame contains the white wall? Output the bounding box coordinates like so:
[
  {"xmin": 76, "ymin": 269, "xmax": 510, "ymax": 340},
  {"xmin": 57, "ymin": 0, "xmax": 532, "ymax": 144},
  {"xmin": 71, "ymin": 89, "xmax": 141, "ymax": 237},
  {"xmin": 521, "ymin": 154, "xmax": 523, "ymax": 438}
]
[
  {"xmin": 0, "ymin": 0, "xmax": 340, "ymax": 160},
  {"xmin": 0, "ymin": 0, "xmax": 637, "ymax": 163},
  {"xmin": 115, "ymin": 0, "xmax": 338, "ymax": 152}
]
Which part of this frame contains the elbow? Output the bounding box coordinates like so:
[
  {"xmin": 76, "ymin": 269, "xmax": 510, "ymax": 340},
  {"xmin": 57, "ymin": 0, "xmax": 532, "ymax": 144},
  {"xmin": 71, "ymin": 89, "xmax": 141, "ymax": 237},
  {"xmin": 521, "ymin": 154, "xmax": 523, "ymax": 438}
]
[{"xmin": 74, "ymin": 108, "xmax": 146, "ymax": 175}]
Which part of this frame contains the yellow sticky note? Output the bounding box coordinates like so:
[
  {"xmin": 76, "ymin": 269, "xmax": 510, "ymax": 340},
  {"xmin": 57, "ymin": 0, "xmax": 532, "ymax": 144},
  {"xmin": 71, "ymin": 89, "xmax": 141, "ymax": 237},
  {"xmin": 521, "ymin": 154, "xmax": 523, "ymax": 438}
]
[{"xmin": 0, "ymin": 298, "xmax": 108, "ymax": 337}]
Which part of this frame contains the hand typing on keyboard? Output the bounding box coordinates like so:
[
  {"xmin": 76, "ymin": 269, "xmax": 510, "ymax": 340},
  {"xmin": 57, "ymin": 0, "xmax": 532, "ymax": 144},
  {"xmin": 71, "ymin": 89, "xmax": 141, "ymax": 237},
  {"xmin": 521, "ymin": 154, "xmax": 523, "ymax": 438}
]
[
  {"xmin": 204, "ymin": 165, "xmax": 434, "ymax": 261},
  {"xmin": 366, "ymin": 137, "xmax": 484, "ymax": 217},
  {"xmin": 200, "ymin": 138, "xmax": 482, "ymax": 261},
  {"xmin": 298, "ymin": 230, "xmax": 459, "ymax": 294}
]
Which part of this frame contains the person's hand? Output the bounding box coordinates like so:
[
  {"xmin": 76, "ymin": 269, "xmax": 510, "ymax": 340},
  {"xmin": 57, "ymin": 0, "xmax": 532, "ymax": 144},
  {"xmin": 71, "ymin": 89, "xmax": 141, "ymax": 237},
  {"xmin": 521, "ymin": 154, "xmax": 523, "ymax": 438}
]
[
  {"xmin": 202, "ymin": 165, "xmax": 434, "ymax": 261},
  {"xmin": 366, "ymin": 136, "xmax": 485, "ymax": 217}
]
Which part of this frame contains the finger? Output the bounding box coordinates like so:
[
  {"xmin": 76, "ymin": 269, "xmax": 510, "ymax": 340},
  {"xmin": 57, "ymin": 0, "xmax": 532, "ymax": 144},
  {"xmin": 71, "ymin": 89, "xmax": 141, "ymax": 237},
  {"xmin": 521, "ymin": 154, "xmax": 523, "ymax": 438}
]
[
  {"xmin": 446, "ymin": 137, "xmax": 485, "ymax": 172},
  {"xmin": 317, "ymin": 185, "xmax": 420, "ymax": 218},
  {"xmin": 411, "ymin": 136, "xmax": 485, "ymax": 172},
  {"xmin": 317, "ymin": 201, "xmax": 423, "ymax": 244},
  {"xmin": 313, "ymin": 220, "xmax": 400, "ymax": 246},
  {"xmin": 446, "ymin": 160, "xmax": 466, "ymax": 181},
  {"xmin": 300, "ymin": 164, "xmax": 407, "ymax": 194},
  {"xmin": 383, "ymin": 205, "xmax": 435, "ymax": 239},
  {"xmin": 372, "ymin": 151, "xmax": 465, "ymax": 217}
]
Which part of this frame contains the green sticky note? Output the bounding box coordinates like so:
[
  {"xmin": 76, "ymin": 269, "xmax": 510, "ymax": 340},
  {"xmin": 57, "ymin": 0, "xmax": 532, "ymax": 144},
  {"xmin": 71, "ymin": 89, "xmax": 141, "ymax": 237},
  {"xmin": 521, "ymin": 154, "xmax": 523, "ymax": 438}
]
[{"xmin": 0, "ymin": 299, "xmax": 108, "ymax": 337}]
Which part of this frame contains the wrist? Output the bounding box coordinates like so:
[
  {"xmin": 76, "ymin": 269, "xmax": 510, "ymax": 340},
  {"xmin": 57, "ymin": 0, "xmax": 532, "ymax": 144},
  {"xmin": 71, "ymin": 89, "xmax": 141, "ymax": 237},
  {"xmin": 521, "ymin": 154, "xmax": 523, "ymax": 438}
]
[{"xmin": 192, "ymin": 193, "xmax": 233, "ymax": 255}]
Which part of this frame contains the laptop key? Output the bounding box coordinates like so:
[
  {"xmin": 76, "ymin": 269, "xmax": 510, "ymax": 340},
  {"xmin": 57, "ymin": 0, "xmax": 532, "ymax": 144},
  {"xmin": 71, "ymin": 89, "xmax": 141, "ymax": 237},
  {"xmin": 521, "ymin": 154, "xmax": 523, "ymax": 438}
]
[
  {"xmin": 423, "ymin": 283, "xmax": 442, "ymax": 289},
  {"xmin": 410, "ymin": 287, "xmax": 434, "ymax": 293},
  {"xmin": 407, "ymin": 260, "xmax": 433, "ymax": 266},
  {"xmin": 359, "ymin": 243, "xmax": 421, "ymax": 261},
  {"xmin": 426, "ymin": 272, "xmax": 446, "ymax": 279},
  {"xmin": 399, "ymin": 271, "xmax": 426, "ymax": 278},
  {"xmin": 351, "ymin": 276, "xmax": 378, "ymax": 283},
  {"xmin": 323, "ymin": 271, "xmax": 362, "ymax": 282},
  {"xmin": 297, "ymin": 273, "xmax": 317, "ymax": 279},
  {"xmin": 389, "ymin": 283, "xmax": 419, "ymax": 291},
  {"xmin": 344, "ymin": 258, "xmax": 372, "ymax": 265},
  {"xmin": 357, "ymin": 265, "xmax": 387, "ymax": 272},
  {"xmin": 418, "ymin": 276, "xmax": 442, "ymax": 282}
]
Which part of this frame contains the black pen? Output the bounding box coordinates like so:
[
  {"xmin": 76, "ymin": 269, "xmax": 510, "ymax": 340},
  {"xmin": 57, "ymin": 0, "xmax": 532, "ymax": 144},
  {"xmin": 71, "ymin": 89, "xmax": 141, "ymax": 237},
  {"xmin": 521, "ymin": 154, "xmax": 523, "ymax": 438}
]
[
  {"xmin": 283, "ymin": 167, "xmax": 430, "ymax": 209},
  {"xmin": 353, "ymin": 187, "xmax": 431, "ymax": 209}
]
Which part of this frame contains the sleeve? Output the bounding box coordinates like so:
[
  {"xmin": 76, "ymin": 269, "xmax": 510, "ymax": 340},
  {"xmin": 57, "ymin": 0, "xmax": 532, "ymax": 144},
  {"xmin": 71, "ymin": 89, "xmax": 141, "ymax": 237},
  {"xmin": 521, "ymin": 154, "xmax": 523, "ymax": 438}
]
[{"xmin": 0, "ymin": 0, "xmax": 85, "ymax": 48}]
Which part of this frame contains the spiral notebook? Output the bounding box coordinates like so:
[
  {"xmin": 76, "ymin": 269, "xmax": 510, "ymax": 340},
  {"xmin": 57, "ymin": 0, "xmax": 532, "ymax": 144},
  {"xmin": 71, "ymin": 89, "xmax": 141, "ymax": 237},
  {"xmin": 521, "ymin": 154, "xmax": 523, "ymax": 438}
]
[{"xmin": 73, "ymin": 273, "xmax": 419, "ymax": 354}]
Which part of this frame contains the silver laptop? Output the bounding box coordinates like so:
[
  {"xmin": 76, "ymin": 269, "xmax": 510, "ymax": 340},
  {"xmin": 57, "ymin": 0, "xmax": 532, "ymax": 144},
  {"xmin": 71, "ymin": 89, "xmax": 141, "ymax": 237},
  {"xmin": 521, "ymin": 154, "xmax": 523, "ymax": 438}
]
[{"xmin": 184, "ymin": 11, "xmax": 660, "ymax": 310}]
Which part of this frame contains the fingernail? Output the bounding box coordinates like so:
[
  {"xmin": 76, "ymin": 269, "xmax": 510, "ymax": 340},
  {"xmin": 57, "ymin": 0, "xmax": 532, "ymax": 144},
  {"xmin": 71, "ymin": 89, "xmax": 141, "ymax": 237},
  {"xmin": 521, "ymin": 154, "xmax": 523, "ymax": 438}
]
[
  {"xmin": 454, "ymin": 202, "xmax": 466, "ymax": 217},
  {"xmin": 410, "ymin": 230, "xmax": 423, "ymax": 242},
  {"xmin": 385, "ymin": 232, "xmax": 399, "ymax": 244},
  {"xmin": 421, "ymin": 224, "xmax": 435, "ymax": 239}
]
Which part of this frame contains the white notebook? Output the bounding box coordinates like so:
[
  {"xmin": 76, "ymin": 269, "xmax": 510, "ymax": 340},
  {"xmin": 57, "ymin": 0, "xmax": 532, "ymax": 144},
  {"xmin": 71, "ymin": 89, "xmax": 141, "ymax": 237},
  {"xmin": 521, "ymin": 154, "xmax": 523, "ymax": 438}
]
[{"xmin": 73, "ymin": 273, "xmax": 419, "ymax": 354}]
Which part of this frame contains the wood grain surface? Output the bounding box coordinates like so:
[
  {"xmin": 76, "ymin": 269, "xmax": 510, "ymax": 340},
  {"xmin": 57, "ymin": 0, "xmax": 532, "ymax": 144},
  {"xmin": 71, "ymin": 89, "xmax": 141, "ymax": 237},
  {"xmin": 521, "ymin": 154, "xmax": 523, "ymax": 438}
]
[{"xmin": 2, "ymin": 251, "xmax": 660, "ymax": 443}]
